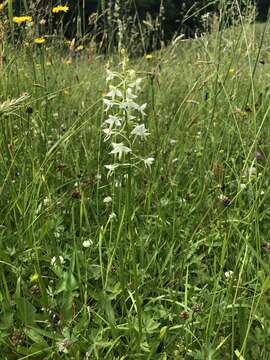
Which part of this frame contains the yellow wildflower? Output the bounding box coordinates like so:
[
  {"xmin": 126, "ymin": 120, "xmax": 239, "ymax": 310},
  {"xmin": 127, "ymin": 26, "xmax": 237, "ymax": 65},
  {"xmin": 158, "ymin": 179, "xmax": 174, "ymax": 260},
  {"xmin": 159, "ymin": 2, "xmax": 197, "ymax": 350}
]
[
  {"xmin": 13, "ymin": 16, "xmax": 32, "ymax": 24},
  {"xmin": 52, "ymin": 5, "xmax": 69, "ymax": 13},
  {"xmin": 75, "ymin": 45, "xmax": 84, "ymax": 51},
  {"xmin": 145, "ymin": 54, "xmax": 153, "ymax": 60},
  {"xmin": 229, "ymin": 68, "xmax": 235, "ymax": 75},
  {"xmin": 29, "ymin": 273, "xmax": 39, "ymax": 283},
  {"xmin": 0, "ymin": 3, "xmax": 5, "ymax": 11},
  {"xmin": 64, "ymin": 59, "xmax": 72, "ymax": 65},
  {"xmin": 34, "ymin": 37, "xmax": 46, "ymax": 44}
]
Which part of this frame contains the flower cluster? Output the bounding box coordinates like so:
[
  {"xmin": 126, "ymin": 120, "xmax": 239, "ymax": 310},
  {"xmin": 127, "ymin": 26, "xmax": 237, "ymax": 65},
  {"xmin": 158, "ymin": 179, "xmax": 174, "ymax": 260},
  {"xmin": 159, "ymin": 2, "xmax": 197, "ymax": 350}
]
[{"xmin": 102, "ymin": 52, "xmax": 154, "ymax": 178}]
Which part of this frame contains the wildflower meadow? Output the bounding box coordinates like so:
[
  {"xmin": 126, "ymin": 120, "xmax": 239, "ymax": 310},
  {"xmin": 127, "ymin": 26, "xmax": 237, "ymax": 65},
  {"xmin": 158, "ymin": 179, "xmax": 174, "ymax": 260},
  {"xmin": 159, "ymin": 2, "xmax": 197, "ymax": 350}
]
[{"xmin": 0, "ymin": 0, "xmax": 270, "ymax": 359}]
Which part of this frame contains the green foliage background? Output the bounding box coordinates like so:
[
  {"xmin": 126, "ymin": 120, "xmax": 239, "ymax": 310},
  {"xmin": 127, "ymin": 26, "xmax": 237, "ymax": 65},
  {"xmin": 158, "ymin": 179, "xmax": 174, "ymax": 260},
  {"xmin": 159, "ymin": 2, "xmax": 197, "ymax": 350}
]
[{"xmin": 12, "ymin": 0, "xmax": 269, "ymax": 41}]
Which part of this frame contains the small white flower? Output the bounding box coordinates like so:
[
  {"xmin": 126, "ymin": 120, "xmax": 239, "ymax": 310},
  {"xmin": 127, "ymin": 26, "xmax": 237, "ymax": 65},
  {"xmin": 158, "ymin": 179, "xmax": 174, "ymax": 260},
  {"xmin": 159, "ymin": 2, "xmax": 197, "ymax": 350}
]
[
  {"xmin": 247, "ymin": 166, "xmax": 256, "ymax": 178},
  {"xmin": 106, "ymin": 69, "xmax": 116, "ymax": 81},
  {"xmin": 131, "ymin": 124, "xmax": 150, "ymax": 138},
  {"xmin": 43, "ymin": 197, "xmax": 50, "ymax": 205},
  {"xmin": 142, "ymin": 157, "xmax": 155, "ymax": 168},
  {"xmin": 110, "ymin": 142, "xmax": 132, "ymax": 160},
  {"xmin": 103, "ymin": 98, "xmax": 114, "ymax": 112},
  {"xmin": 224, "ymin": 270, "xmax": 234, "ymax": 280},
  {"xmin": 130, "ymin": 78, "xmax": 143, "ymax": 92},
  {"xmin": 109, "ymin": 212, "xmax": 117, "ymax": 221},
  {"xmin": 102, "ymin": 128, "xmax": 115, "ymax": 141},
  {"xmin": 106, "ymin": 85, "xmax": 123, "ymax": 99},
  {"xmin": 58, "ymin": 338, "xmax": 71, "ymax": 353},
  {"xmin": 104, "ymin": 164, "xmax": 119, "ymax": 176},
  {"xmin": 82, "ymin": 239, "xmax": 93, "ymax": 248},
  {"xmin": 126, "ymin": 87, "xmax": 137, "ymax": 100},
  {"xmin": 51, "ymin": 256, "xmax": 65, "ymax": 266},
  {"xmin": 104, "ymin": 115, "xmax": 122, "ymax": 127},
  {"xmin": 103, "ymin": 196, "xmax": 112, "ymax": 203},
  {"xmin": 138, "ymin": 103, "xmax": 147, "ymax": 115},
  {"xmin": 59, "ymin": 256, "xmax": 65, "ymax": 265},
  {"xmin": 240, "ymin": 183, "xmax": 247, "ymax": 190}
]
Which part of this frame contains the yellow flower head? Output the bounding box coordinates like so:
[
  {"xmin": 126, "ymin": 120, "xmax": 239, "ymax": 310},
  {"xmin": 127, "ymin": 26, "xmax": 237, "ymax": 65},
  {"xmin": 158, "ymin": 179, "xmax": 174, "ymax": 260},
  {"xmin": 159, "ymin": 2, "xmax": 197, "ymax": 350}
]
[
  {"xmin": 52, "ymin": 5, "xmax": 69, "ymax": 13},
  {"xmin": 13, "ymin": 16, "xmax": 32, "ymax": 24},
  {"xmin": 29, "ymin": 273, "xmax": 39, "ymax": 283},
  {"xmin": 145, "ymin": 54, "xmax": 153, "ymax": 60},
  {"xmin": 34, "ymin": 37, "xmax": 46, "ymax": 44},
  {"xmin": 75, "ymin": 45, "xmax": 84, "ymax": 52},
  {"xmin": 64, "ymin": 59, "xmax": 72, "ymax": 65},
  {"xmin": 0, "ymin": 3, "xmax": 5, "ymax": 11}
]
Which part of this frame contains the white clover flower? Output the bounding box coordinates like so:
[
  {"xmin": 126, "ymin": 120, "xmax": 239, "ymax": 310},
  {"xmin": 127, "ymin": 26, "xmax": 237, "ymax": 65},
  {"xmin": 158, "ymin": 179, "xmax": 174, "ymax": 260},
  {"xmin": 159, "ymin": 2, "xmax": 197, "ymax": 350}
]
[
  {"xmin": 82, "ymin": 239, "xmax": 93, "ymax": 248},
  {"xmin": 110, "ymin": 142, "xmax": 132, "ymax": 160},
  {"xmin": 131, "ymin": 124, "xmax": 150, "ymax": 138},
  {"xmin": 103, "ymin": 196, "xmax": 112, "ymax": 203},
  {"xmin": 142, "ymin": 157, "xmax": 155, "ymax": 168}
]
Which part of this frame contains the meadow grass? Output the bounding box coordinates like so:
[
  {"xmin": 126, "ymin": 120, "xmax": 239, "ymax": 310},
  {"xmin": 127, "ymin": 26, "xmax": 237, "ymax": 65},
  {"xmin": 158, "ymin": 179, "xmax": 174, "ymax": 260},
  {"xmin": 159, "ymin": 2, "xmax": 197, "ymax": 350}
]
[{"xmin": 0, "ymin": 15, "xmax": 270, "ymax": 359}]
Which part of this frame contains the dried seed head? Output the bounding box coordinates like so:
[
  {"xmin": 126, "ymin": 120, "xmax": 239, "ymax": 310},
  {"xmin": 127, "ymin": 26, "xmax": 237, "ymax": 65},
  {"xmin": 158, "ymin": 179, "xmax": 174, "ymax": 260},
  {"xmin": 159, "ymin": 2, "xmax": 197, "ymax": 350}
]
[
  {"xmin": 192, "ymin": 303, "xmax": 201, "ymax": 313},
  {"xmin": 30, "ymin": 284, "xmax": 40, "ymax": 296},
  {"xmin": 179, "ymin": 310, "xmax": 190, "ymax": 320},
  {"xmin": 263, "ymin": 242, "xmax": 270, "ymax": 252},
  {"xmin": 255, "ymin": 148, "xmax": 265, "ymax": 161},
  {"xmin": 56, "ymin": 164, "xmax": 66, "ymax": 172},
  {"xmin": 70, "ymin": 188, "xmax": 81, "ymax": 199},
  {"xmin": 218, "ymin": 194, "xmax": 231, "ymax": 207},
  {"xmin": 26, "ymin": 106, "xmax": 33, "ymax": 114},
  {"xmin": 11, "ymin": 330, "xmax": 25, "ymax": 346}
]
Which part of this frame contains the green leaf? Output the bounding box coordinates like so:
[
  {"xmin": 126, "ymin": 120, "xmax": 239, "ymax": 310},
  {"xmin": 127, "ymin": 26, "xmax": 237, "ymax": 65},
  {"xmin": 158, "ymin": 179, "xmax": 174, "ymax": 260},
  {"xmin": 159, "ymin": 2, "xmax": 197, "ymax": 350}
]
[
  {"xmin": 0, "ymin": 312, "xmax": 13, "ymax": 330},
  {"xmin": 24, "ymin": 327, "xmax": 48, "ymax": 346},
  {"xmin": 16, "ymin": 298, "xmax": 36, "ymax": 326}
]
